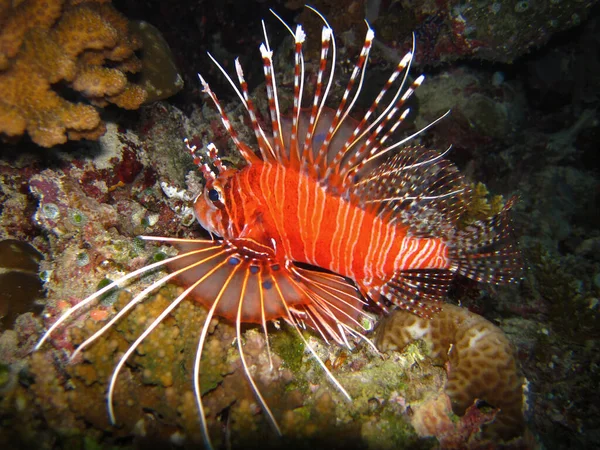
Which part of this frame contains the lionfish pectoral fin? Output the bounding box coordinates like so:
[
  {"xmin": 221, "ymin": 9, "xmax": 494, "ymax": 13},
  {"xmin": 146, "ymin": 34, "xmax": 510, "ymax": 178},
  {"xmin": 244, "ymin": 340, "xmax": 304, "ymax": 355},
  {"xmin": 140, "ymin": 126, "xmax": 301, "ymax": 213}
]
[
  {"xmin": 167, "ymin": 239, "xmax": 307, "ymax": 323},
  {"xmin": 165, "ymin": 238, "xmax": 303, "ymax": 442},
  {"xmin": 448, "ymin": 197, "xmax": 524, "ymax": 285},
  {"xmin": 288, "ymin": 266, "xmax": 381, "ymax": 355},
  {"xmin": 370, "ymin": 269, "xmax": 455, "ymax": 319}
]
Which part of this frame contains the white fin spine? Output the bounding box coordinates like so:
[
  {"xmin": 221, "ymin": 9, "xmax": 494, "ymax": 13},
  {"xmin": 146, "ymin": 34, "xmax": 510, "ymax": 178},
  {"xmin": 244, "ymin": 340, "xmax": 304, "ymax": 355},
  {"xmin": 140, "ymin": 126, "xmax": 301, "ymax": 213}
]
[
  {"xmin": 314, "ymin": 22, "xmax": 374, "ymax": 171},
  {"xmin": 260, "ymin": 21, "xmax": 286, "ymax": 161},
  {"xmin": 327, "ymin": 49, "xmax": 414, "ymax": 186},
  {"xmin": 198, "ymin": 74, "xmax": 258, "ymax": 165},
  {"xmin": 301, "ymin": 25, "xmax": 332, "ymax": 168},
  {"xmin": 234, "ymin": 58, "xmax": 276, "ymax": 161}
]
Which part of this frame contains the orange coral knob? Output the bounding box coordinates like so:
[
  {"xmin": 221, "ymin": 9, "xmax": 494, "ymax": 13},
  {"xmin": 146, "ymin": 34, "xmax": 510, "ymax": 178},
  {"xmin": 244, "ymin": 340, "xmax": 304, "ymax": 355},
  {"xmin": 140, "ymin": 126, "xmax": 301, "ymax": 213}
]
[{"xmin": 0, "ymin": 0, "xmax": 147, "ymax": 147}]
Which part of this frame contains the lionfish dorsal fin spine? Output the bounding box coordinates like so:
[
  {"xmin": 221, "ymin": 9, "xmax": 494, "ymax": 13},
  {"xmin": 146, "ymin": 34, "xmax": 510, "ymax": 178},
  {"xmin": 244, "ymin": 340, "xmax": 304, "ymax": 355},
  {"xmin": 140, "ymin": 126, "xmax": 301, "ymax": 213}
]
[
  {"xmin": 358, "ymin": 107, "xmax": 450, "ymax": 175},
  {"xmin": 304, "ymin": 6, "xmax": 338, "ymax": 162},
  {"xmin": 198, "ymin": 73, "xmax": 260, "ymax": 165},
  {"xmin": 259, "ymin": 38, "xmax": 286, "ymax": 161},
  {"xmin": 205, "ymin": 52, "xmax": 272, "ymax": 163},
  {"xmin": 324, "ymin": 46, "xmax": 409, "ymax": 187},
  {"xmin": 184, "ymin": 138, "xmax": 217, "ymax": 183},
  {"xmin": 341, "ymin": 76, "xmax": 426, "ymax": 188},
  {"xmin": 329, "ymin": 37, "xmax": 416, "ymax": 186},
  {"xmin": 290, "ymin": 24, "xmax": 306, "ymax": 167},
  {"xmin": 349, "ymin": 145, "xmax": 469, "ymax": 237},
  {"xmin": 302, "ymin": 24, "xmax": 333, "ymax": 167},
  {"xmin": 271, "ymin": 8, "xmax": 307, "ymax": 168},
  {"xmin": 314, "ymin": 25, "xmax": 374, "ymax": 170},
  {"xmin": 234, "ymin": 58, "xmax": 277, "ymax": 162}
]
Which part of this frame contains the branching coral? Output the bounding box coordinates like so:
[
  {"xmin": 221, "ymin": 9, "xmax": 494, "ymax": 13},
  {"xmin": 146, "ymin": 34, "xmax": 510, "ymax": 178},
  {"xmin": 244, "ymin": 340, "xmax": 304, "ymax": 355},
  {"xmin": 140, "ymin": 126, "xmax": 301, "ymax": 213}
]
[
  {"xmin": 0, "ymin": 0, "xmax": 147, "ymax": 147},
  {"xmin": 376, "ymin": 304, "xmax": 526, "ymax": 442},
  {"xmin": 460, "ymin": 182, "xmax": 506, "ymax": 228}
]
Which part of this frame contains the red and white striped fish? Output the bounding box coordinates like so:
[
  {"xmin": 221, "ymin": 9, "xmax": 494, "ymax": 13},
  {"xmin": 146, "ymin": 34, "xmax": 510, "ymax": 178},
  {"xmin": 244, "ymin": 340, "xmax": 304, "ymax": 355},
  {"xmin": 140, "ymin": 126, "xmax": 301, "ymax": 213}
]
[{"xmin": 36, "ymin": 6, "xmax": 521, "ymax": 449}]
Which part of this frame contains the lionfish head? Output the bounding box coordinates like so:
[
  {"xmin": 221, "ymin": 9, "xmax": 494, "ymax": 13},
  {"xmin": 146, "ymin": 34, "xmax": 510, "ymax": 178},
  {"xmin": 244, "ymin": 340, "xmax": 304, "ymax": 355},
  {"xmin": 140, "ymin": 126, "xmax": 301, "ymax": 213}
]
[{"xmin": 184, "ymin": 139, "xmax": 237, "ymax": 238}]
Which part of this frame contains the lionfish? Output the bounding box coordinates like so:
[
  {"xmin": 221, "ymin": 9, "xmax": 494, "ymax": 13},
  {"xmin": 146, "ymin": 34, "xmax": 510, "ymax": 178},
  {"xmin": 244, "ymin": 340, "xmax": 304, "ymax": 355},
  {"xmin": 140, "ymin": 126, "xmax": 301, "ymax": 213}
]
[{"xmin": 36, "ymin": 6, "xmax": 521, "ymax": 449}]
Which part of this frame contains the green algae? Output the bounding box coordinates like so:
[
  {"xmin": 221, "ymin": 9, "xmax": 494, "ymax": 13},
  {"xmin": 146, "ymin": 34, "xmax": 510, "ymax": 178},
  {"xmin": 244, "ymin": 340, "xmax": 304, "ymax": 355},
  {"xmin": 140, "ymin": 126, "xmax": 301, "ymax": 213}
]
[
  {"xmin": 459, "ymin": 182, "xmax": 506, "ymax": 228},
  {"xmin": 0, "ymin": 363, "xmax": 10, "ymax": 389},
  {"xmin": 96, "ymin": 277, "xmax": 119, "ymax": 305},
  {"xmin": 132, "ymin": 236, "xmax": 146, "ymax": 252},
  {"xmin": 271, "ymin": 326, "xmax": 305, "ymax": 373},
  {"xmin": 362, "ymin": 411, "xmax": 432, "ymax": 450},
  {"xmin": 67, "ymin": 208, "xmax": 87, "ymax": 227},
  {"xmin": 152, "ymin": 251, "xmax": 167, "ymax": 262}
]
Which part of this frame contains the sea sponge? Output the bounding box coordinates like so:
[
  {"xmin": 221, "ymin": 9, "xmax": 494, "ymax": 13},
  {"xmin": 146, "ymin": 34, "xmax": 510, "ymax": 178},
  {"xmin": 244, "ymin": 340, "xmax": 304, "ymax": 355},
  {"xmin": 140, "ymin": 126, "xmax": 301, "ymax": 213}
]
[
  {"xmin": 0, "ymin": 0, "xmax": 147, "ymax": 147},
  {"xmin": 376, "ymin": 303, "xmax": 525, "ymax": 441}
]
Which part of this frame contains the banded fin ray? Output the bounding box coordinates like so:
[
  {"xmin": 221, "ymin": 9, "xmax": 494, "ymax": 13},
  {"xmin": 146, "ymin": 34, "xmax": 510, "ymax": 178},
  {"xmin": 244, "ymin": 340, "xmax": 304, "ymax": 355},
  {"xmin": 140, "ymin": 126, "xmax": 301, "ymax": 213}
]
[
  {"xmin": 34, "ymin": 237, "xmax": 223, "ymax": 351},
  {"xmin": 289, "ymin": 265, "xmax": 375, "ymax": 347},
  {"xmin": 167, "ymin": 238, "xmax": 307, "ymax": 322},
  {"xmin": 448, "ymin": 198, "xmax": 524, "ymax": 284},
  {"xmin": 375, "ymin": 269, "xmax": 455, "ymax": 318},
  {"xmin": 350, "ymin": 145, "xmax": 469, "ymax": 237},
  {"xmin": 199, "ymin": 7, "xmax": 432, "ymax": 193},
  {"xmin": 166, "ymin": 238, "xmax": 373, "ymax": 343}
]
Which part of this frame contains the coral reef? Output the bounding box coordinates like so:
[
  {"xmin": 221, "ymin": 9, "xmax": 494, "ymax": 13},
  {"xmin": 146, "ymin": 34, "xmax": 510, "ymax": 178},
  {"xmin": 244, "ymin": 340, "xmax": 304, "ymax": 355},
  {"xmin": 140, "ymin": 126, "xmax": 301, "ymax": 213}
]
[
  {"xmin": 374, "ymin": 0, "xmax": 596, "ymax": 65},
  {"xmin": 0, "ymin": 282, "xmax": 442, "ymax": 448},
  {"xmin": 288, "ymin": 0, "xmax": 596, "ymax": 66},
  {"xmin": 0, "ymin": 108, "xmax": 532, "ymax": 448},
  {"xmin": 376, "ymin": 304, "xmax": 526, "ymax": 442},
  {"xmin": 5, "ymin": 279, "xmax": 529, "ymax": 449},
  {"xmin": 1, "ymin": 2, "xmax": 599, "ymax": 450},
  {"xmin": 0, "ymin": 0, "xmax": 147, "ymax": 147},
  {"xmin": 409, "ymin": 392, "xmax": 500, "ymax": 449}
]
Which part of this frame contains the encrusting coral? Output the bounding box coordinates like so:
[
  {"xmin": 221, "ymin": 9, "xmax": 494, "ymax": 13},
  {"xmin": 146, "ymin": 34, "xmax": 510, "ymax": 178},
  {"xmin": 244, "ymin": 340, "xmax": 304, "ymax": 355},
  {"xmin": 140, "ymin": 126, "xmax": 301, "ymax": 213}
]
[
  {"xmin": 376, "ymin": 303, "xmax": 526, "ymax": 442},
  {"xmin": 0, "ymin": 0, "xmax": 147, "ymax": 147}
]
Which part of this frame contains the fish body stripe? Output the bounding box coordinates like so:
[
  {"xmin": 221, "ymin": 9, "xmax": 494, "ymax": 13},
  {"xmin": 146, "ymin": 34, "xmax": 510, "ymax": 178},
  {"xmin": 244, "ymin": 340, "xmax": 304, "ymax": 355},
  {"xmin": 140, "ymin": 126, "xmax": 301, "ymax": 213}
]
[
  {"xmin": 311, "ymin": 179, "xmax": 326, "ymax": 264},
  {"xmin": 343, "ymin": 206, "xmax": 360, "ymax": 280},
  {"xmin": 333, "ymin": 200, "xmax": 351, "ymax": 274},
  {"xmin": 392, "ymin": 237, "xmax": 448, "ymax": 272},
  {"xmin": 229, "ymin": 162, "xmax": 450, "ymax": 284},
  {"xmin": 362, "ymin": 216, "xmax": 382, "ymax": 286},
  {"xmin": 296, "ymin": 163, "xmax": 311, "ymax": 263},
  {"xmin": 330, "ymin": 195, "xmax": 345, "ymax": 274}
]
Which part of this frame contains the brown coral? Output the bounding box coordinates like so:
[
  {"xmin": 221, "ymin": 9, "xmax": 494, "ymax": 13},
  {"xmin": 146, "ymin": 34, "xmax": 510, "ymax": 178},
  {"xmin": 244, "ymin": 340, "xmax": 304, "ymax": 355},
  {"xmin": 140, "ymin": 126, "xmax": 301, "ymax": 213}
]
[
  {"xmin": 376, "ymin": 304, "xmax": 526, "ymax": 441},
  {"xmin": 0, "ymin": 0, "xmax": 147, "ymax": 147}
]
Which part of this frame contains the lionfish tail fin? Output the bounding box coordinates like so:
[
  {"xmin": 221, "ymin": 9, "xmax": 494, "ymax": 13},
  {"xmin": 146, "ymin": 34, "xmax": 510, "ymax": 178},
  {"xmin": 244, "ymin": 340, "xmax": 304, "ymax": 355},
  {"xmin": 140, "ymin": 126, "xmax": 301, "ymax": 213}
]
[{"xmin": 448, "ymin": 197, "xmax": 523, "ymax": 285}]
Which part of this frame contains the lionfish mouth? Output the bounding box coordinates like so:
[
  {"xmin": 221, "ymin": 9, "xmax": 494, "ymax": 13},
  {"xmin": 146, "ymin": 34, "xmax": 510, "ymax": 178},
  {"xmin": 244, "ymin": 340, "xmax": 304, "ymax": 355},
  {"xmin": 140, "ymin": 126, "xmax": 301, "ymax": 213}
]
[{"xmin": 34, "ymin": 4, "xmax": 520, "ymax": 450}]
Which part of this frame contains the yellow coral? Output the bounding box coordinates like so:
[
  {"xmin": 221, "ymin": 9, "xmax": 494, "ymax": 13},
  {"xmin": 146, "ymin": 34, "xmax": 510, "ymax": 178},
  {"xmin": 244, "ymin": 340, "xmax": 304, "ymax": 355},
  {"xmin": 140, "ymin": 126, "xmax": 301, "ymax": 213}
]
[
  {"xmin": 376, "ymin": 304, "xmax": 526, "ymax": 441},
  {"xmin": 0, "ymin": 0, "xmax": 147, "ymax": 147},
  {"xmin": 460, "ymin": 182, "xmax": 506, "ymax": 227}
]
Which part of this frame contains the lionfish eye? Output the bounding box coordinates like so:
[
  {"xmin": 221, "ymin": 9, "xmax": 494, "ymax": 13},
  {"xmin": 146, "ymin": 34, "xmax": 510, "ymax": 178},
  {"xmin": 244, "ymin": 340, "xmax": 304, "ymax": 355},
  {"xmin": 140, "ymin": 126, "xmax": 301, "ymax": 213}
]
[{"xmin": 208, "ymin": 188, "xmax": 221, "ymax": 203}]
